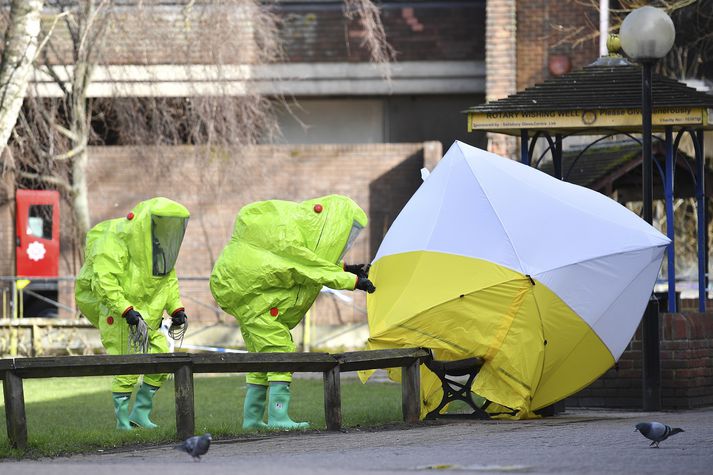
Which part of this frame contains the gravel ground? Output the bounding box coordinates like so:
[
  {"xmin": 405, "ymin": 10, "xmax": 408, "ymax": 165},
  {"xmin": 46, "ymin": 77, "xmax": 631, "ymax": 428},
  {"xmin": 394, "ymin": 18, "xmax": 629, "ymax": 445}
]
[{"xmin": 3, "ymin": 407, "xmax": 713, "ymax": 474}]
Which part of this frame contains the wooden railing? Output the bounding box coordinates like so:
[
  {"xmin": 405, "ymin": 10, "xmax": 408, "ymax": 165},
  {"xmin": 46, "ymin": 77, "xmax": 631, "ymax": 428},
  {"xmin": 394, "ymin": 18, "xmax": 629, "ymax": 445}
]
[{"xmin": 0, "ymin": 348, "xmax": 430, "ymax": 450}]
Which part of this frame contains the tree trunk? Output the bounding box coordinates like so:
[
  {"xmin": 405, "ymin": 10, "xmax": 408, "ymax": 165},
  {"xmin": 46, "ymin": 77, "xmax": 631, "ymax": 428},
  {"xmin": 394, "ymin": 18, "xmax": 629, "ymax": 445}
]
[
  {"xmin": 70, "ymin": 60, "xmax": 91, "ymax": 237},
  {"xmin": 69, "ymin": 1, "xmax": 95, "ymax": 241},
  {"xmin": 0, "ymin": 0, "xmax": 43, "ymax": 153},
  {"xmin": 0, "ymin": 0, "xmax": 43, "ymax": 281}
]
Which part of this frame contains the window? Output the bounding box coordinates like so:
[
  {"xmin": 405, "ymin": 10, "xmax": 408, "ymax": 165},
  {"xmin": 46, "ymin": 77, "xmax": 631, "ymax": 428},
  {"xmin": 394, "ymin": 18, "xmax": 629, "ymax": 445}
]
[{"xmin": 27, "ymin": 205, "xmax": 53, "ymax": 239}]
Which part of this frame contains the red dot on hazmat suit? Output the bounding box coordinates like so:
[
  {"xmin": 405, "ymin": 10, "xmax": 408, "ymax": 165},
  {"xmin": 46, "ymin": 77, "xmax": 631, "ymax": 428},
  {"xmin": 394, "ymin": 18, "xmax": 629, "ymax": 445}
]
[
  {"xmin": 270, "ymin": 307, "xmax": 279, "ymax": 317},
  {"xmin": 313, "ymin": 204, "xmax": 323, "ymax": 213}
]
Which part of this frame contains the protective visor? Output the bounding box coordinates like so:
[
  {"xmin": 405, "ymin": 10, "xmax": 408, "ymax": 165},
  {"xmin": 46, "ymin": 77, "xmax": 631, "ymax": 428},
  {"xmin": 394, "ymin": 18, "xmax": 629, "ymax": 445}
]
[
  {"xmin": 151, "ymin": 215, "xmax": 188, "ymax": 276},
  {"xmin": 338, "ymin": 221, "xmax": 364, "ymax": 262}
]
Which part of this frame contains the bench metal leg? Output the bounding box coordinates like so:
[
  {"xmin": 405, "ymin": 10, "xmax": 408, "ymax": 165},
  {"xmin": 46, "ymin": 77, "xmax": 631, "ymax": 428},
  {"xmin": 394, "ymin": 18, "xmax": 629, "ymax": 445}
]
[
  {"xmin": 174, "ymin": 364, "xmax": 195, "ymax": 439},
  {"xmin": 402, "ymin": 361, "xmax": 420, "ymax": 423},
  {"xmin": 323, "ymin": 366, "xmax": 341, "ymax": 431},
  {"xmin": 3, "ymin": 371, "xmax": 28, "ymax": 449}
]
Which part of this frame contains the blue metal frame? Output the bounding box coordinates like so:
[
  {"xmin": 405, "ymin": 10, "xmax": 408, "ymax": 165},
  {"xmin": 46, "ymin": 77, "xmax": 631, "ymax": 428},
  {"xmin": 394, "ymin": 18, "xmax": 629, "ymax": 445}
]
[
  {"xmin": 520, "ymin": 129, "xmax": 530, "ymax": 166},
  {"xmin": 695, "ymin": 130, "xmax": 707, "ymax": 311},
  {"xmin": 518, "ymin": 125, "xmax": 708, "ymax": 312},
  {"xmin": 664, "ymin": 127, "xmax": 676, "ymax": 312},
  {"xmin": 670, "ymin": 127, "xmax": 706, "ymax": 312}
]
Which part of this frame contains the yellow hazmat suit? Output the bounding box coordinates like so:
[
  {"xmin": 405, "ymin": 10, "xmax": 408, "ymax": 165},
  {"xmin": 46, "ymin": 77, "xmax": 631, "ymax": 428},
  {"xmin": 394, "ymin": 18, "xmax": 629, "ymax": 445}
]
[
  {"xmin": 210, "ymin": 195, "xmax": 371, "ymax": 431},
  {"xmin": 75, "ymin": 197, "xmax": 189, "ymax": 429}
]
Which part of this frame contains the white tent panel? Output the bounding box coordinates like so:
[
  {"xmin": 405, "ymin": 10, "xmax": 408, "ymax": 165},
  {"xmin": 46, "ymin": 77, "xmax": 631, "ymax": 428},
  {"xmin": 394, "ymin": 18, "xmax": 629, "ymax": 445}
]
[
  {"xmin": 457, "ymin": 141, "xmax": 670, "ymax": 276},
  {"xmin": 535, "ymin": 245, "xmax": 667, "ymax": 354},
  {"xmin": 591, "ymin": 250, "xmax": 666, "ymax": 358},
  {"xmin": 374, "ymin": 142, "xmax": 522, "ymax": 271},
  {"xmin": 372, "ymin": 148, "xmax": 454, "ymax": 261}
]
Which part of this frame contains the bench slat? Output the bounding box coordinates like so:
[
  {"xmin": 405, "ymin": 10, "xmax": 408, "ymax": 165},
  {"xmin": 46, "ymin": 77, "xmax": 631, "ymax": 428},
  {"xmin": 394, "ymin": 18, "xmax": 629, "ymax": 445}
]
[
  {"xmin": 334, "ymin": 348, "xmax": 430, "ymax": 372},
  {"xmin": 10, "ymin": 353, "xmax": 193, "ymax": 378},
  {"xmin": 190, "ymin": 352, "xmax": 338, "ymax": 373}
]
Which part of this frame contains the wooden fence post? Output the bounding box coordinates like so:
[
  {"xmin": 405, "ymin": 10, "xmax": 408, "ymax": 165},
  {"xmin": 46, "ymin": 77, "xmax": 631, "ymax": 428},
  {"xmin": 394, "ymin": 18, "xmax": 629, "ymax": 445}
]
[
  {"xmin": 323, "ymin": 365, "xmax": 341, "ymax": 431},
  {"xmin": 3, "ymin": 371, "xmax": 27, "ymax": 449},
  {"xmin": 174, "ymin": 364, "xmax": 195, "ymax": 439},
  {"xmin": 402, "ymin": 360, "xmax": 420, "ymax": 423}
]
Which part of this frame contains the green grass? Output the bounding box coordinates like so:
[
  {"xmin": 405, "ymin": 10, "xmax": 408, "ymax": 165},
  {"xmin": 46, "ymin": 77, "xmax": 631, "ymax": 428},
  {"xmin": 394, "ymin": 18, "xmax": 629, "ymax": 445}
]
[{"xmin": 0, "ymin": 374, "xmax": 403, "ymax": 459}]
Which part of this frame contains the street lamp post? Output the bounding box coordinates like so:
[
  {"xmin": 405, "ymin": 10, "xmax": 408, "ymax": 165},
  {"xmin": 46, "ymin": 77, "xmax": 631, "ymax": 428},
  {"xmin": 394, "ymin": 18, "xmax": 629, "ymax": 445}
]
[{"xmin": 619, "ymin": 6, "xmax": 676, "ymax": 412}]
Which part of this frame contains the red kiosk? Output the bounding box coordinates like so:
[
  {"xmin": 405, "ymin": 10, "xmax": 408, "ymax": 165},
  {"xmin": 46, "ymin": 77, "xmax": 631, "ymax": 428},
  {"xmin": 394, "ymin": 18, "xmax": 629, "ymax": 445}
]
[{"xmin": 15, "ymin": 189, "xmax": 60, "ymax": 317}]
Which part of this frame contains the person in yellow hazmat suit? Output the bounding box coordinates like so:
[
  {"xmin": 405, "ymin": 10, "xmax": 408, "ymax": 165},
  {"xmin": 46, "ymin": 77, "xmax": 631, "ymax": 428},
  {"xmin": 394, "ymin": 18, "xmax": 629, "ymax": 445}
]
[
  {"xmin": 75, "ymin": 197, "xmax": 190, "ymax": 430},
  {"xmin": 210, "ymin": 195, "xmax": 375, "ymax": 431}
]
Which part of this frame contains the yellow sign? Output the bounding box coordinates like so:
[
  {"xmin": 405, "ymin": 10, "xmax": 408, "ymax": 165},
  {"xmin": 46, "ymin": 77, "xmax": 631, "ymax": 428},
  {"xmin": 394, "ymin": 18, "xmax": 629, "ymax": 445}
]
[
  {"xmin": 468, "ymin": 107, "xmax": 710, "ymax": 132},
  {"xmin": 16, "ymin": 279, "xmax": 31, "ymax": 290}
]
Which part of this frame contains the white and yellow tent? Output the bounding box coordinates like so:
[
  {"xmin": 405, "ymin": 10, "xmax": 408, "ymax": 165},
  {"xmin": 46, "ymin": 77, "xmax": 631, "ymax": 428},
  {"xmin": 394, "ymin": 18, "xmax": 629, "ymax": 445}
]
[{"xmin": 365, "ymin": 141, "xmax": 670, "ymax": 419}]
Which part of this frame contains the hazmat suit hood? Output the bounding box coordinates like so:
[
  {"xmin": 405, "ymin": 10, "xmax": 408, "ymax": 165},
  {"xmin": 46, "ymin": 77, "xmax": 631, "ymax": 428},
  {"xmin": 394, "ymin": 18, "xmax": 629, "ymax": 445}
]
[
  {"xmin": 126, "ymin": 197, "xmax": 190, "ymax": 276},
  {"xmin": 299, "ymin": 195, "xmax": 367, "ymax": 263}
]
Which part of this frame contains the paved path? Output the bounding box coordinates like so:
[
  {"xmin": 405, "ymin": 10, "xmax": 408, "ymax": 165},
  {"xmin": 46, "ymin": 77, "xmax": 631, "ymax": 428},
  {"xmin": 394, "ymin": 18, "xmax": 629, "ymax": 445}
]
[{"xmin": 3, "ymin": 408, "xmax": 713, "ymax": 474}]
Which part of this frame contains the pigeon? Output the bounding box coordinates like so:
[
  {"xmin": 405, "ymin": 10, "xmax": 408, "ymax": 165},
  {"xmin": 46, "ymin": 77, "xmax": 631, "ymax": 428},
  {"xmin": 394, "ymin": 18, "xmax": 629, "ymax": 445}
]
[
  {"xmin": 634, "ymin": 422, "xmax": 684, "ymax": 448},
  {"xmin": 176, "ymin": 433, "xmax": 212, "ymax": 460}
]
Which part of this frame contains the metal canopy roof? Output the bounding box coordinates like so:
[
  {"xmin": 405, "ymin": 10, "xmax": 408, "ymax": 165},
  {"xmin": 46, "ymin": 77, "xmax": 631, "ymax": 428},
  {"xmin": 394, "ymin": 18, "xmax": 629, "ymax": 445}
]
[{"xmin": 466, "ymin": 59, "xmax": 713, "ymax": 136}]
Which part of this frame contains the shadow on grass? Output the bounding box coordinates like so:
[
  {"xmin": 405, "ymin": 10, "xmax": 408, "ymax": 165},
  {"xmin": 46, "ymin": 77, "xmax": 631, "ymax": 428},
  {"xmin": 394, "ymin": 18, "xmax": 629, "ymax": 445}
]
[{"xmin": 1, "ymin": 374, "xmax": 403, "ymax": 459}]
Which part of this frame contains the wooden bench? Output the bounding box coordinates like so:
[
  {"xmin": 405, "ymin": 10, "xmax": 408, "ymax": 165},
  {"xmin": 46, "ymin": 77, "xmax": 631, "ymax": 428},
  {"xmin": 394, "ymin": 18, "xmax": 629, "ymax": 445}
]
[{"xmin": 1, "ymin": 348, "xmax": 430, "ymax": 450}]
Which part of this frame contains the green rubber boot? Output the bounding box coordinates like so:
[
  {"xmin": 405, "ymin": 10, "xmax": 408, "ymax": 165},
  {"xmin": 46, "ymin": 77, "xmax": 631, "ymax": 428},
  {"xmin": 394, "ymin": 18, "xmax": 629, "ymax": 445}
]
[
  {"xmin": 242, "ymin": 384, "xmax": 269, "ymax": 430},
  {"xmin": 129, "ymin": 383, "xmax": 159, "ymax": 429},
  {"xmin": 267, "ymin": 382, "xmax": 309, "ymax": 430},
  {"xmin": 112, "ymin": 392, "xmax": 133, "ymax": 431}
]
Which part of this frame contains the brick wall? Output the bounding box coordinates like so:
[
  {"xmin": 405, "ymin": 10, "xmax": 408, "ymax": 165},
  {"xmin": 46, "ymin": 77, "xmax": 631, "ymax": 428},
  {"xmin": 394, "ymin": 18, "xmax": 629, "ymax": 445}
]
[
  {"xmin": 516, "ymin": 0, "xmax": 599, "ymax": 90},
  {"xmin": 0, "ymin": 2, "xmax": 485, "ymax": 67},
  {"xmin": 481, "ymin": 0, "xmax": 601, "ymax": 159},
  {"xmin": 567, "ymin": 312, "xmax": 713, "ymax": 409},
  {"xmin": 486, "ymin": 0, "xmax": 517, "ymax": 158},
  {"xmin": 55, "ymin": 143, "xmax": 440, "ymax": 325},
  {"xmin": 279, "ymin": 1, "xmax": 485, "ymax": 63},
  {"xmin": 2, "ymin": 3, "xmax": 261, "ymax": 66}
]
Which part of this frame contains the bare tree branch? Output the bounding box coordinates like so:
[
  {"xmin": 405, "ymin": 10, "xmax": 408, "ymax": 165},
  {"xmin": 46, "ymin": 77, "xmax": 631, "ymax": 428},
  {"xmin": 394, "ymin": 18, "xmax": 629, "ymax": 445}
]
[
  {"xmin": 32, "ymin": 10, "xmax": 70, "ymax": 63},
  {"xmin": 343, "ymin": 0, "xmax": 395, "ymax": 80},
  {"xmin": 51, "ymin": 140, "xmax": 86, "ymax": 161},
  {"xmin": 17, "ymin": 169, "xmax": 73, "ymax": 194}
]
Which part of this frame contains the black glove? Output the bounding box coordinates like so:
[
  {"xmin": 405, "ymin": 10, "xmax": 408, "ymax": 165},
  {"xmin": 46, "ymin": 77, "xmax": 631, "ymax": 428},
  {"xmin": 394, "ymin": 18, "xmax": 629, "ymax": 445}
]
[
  {"xmin": 123, "ymin": 308, "xmax": 143, "ymax": 326},
  {"xmin": 171, "ymin": 309, "xmax": 188, "ymax": 326},
  {"xmin": 345, "ymin": 263, "xmax": 370, "ymax": 279},
  {"xmin": 356, "ymin": 276, "xmax": 376, "ymax": 293}
]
